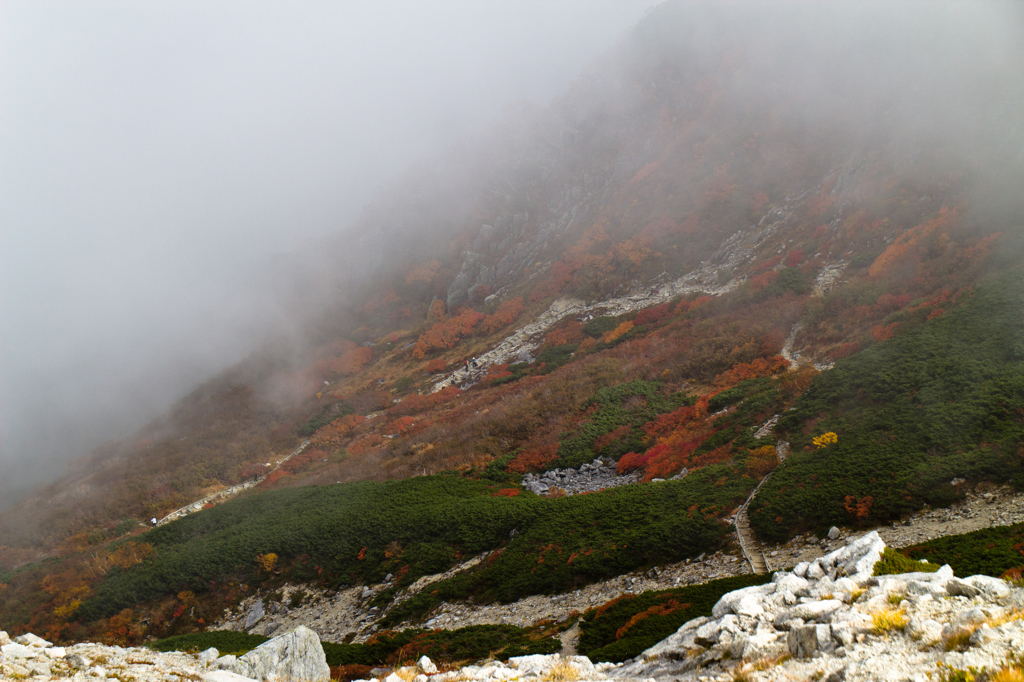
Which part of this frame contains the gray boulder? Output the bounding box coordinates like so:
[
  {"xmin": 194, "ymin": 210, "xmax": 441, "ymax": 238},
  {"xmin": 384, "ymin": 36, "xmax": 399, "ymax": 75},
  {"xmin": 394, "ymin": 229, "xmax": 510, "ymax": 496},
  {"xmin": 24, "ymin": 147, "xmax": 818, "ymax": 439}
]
[
  {"xmin": 788, "ymin": 624, "xmax": 834, "ymax": 657},
  {"xmin": 244, "ymin": 600, "xmax": 266, "ymax": 630},
  {"xmin": 232, "ymin": 626, "xmax": 330, "ymax": 682}
]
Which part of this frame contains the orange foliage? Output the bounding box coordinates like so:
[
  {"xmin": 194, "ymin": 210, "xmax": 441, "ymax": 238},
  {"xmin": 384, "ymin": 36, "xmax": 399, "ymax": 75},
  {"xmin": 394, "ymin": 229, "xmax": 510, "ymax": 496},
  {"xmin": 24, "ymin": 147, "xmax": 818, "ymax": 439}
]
[
  {"xmin": 871, "ymin": 322, "xmax": 898, "ymax": 341},
  {"xmin": 869, "ymin": 207, "xmax": 958, "ymax": 279},
  {"xmin": 426, "ymin": 358, "xmax": 447, "ymax": 373},
  {"xmin": 746, "ymin": 446, "xmax": 778, "ymax": 478},
  {"xmin": 480, "ymin": 297, "xmax": 524, "ymax": 334},
  {"xmin": 311, "ymin": 414, "xmax": 365, "ymax": 450},
  {"xmin": 427, "ymin": 299, "xmax": 447, "ymax": 323},
  {"xmin": 494, "ymin": 489, "xmax": 520, "ymax": 497},
  {"xmin": 844, "ymin": 495, "xmax": 874, "ymax": 521},
  {"xmin": 545, "ymin": 321, "xmax": 585, "ymax": 348},
  {"xmin": 313, "ymin": 342, "xmax": 373, "ymax": 379},
  {"xmin": 389, "ymin": 385, "xmax": 460, "ymax": 416},
  {"xmin": 635, "ymin": 303, "xmax": 672, "ymax": 327},
  {"xmin": 615, "ymin": 600, "xmax": 688, "ymax": 640},
  {"xmin": 601, "ymin": 321, "xmax": 634, "ymax": 344},
  {"xmin": 508, "ymin": 443, "xmax": 560, "ymax": 473},
  {"xmin": 785, "ymin": 249, "xmax": 805, "ymax": 267},
  {"xmin": 108, "ymin": 542, "xmax": 153, "ymax": 571},
  {"xmin": 405, "ymin": 260, "xmax": 441, "ymax": 286},
  {"xmin": 712, "ymin": 356, "xmax": 788, "ymax": 388},
  {"xmin": 593, "ymin": 425, "xmax": 631, "ymax": 454},
  {"xmin": 751, "ymin": 270, "xmax": 779, "ymax": 291},
  {"xmin": 413, "ymin": 309, "xmax": 485, "ymax": 358}
]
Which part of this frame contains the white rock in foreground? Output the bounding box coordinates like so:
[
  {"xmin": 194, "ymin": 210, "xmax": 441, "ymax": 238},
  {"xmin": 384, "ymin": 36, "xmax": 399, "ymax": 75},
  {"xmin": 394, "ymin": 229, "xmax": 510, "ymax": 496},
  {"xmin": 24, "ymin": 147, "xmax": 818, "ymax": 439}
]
[
  {"xmin": 613, "ymin": 532, "xmax": 1024, "ymax": 681},
  {"xmin": 0, "ymin": 624, "xmax": 331, "ymax": 682},
  {"xmin": 231, "ymin": 625, "xmax": 330, "ymax": 682}
]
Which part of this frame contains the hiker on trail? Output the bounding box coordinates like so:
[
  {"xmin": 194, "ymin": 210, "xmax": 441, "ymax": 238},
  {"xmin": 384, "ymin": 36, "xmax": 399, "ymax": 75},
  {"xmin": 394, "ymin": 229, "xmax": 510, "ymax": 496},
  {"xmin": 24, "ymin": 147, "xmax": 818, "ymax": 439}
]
[
  {"xmin": 465, "ymin": 360, "xmax": 469, "ymax": 371},
  {"xmin": 471, "ymin": 357, "xmax": 478, "ymax": 368}
]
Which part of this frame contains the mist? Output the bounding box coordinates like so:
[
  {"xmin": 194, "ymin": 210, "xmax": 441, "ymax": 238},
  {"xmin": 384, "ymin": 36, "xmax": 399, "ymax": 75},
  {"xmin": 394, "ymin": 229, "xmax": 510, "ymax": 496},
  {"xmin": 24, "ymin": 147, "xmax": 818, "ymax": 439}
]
[
  {"xmin": 0, "ymin": 0, "xmax": 653, "ymax": 507},
  {"xmin": 3, "ymin": 0, "xmax": 1022, "ymax": 513}
]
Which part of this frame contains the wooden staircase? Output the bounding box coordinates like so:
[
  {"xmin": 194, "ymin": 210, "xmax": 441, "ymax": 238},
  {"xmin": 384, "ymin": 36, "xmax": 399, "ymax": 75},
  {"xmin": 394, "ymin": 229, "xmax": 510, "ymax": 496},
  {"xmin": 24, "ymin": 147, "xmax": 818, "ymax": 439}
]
[{"xmin": 735, "ymin": 503, "xmax": 770, "ymax": 574}]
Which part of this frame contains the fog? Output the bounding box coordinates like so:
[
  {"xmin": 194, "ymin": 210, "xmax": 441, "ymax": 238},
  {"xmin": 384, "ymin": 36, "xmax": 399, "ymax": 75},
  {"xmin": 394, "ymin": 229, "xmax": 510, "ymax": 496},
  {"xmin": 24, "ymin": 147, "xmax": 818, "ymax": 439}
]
[
  {"xmin": 0, "ymin": 0, "xmax": 652, "ymax": 507},
  {"xmin": 2, "ymin": 0, "xmax": 1023, "ymax": 512}
]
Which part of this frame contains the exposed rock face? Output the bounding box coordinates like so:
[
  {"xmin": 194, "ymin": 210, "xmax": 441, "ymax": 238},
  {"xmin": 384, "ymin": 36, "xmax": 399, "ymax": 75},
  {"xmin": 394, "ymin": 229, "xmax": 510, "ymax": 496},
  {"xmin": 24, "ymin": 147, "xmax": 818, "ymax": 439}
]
[{"xmin": 231, "ymin": 626, "xmax": 330, "ymax": 682}]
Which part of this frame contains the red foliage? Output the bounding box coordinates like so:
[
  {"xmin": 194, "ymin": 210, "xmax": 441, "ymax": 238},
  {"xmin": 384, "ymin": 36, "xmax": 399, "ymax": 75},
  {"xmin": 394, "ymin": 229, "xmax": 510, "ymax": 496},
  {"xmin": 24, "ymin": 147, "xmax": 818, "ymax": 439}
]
[
  {"xmin": 753, "ymin": 255, "xmax": 782, "ymax": 273},
  {"xmin": 871, "ymin": 322, "xmax": 898, "ymax": 341},
  {"xmin": 785, "ymin": 249, "xmax": 805, "ymax": 267},
  {"xmin": 313, "ymin": 342, "xmax": 374, "ymax": 379},
  {"xmin": 390, "ymin": 385, "xmax": 461, "ymax": 416},
  {"xmin": 751, "ymin": 270, "xmax": 779, "ymax": 291},
  {"xmin": 413, "ymin": 309, "xmax": 485, "ymax": 358},
  {"xmin": 712, "ymin": 356, "xmax": 789, "ymax": 388},
  {"xmin": 311, "ymin": 414, "xmax": 365, "ymax": 450},
  {"xmin": 493, "ymin": 489, "xmax": 520, "ymax": 497},
  {"xmin": 869, "ymin": 207, "xmax": 958, "ymax": 279},
  {"xmin": 593, "ymin": 425, "xmax": 631, "ymax": 454},
  {"xmin": 544, "ymin": 321, "xmax": 585, "ymax": 348},
  {"xmin": 832, "ymin": 341, "xmax": 861, "ymax": 359},
  {"xmin": 480, "ymin": 297, "xmax": 524, "ymax": 334},
  {"xmin": 635, "ymin": 303, "xmax": 672, "ymax": 326},
  {"xmin": 426, "ymin": 358, "xmax": 447, "ymax": 373},
  {"xmin": 508, "ymin": 443, "xmax": 560, "ymax": 473},
  {"xmin": 843, "ymin": 495, "xmax": 874, "ymax": 521}
]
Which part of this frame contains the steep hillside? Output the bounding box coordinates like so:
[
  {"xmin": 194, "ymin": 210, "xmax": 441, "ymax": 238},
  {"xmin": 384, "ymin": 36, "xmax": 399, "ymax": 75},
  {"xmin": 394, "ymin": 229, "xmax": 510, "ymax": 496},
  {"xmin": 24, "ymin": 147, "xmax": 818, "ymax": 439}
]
[{"xmin": 1, "ymin": 0, "xmax": 1022, "ymax": 650}]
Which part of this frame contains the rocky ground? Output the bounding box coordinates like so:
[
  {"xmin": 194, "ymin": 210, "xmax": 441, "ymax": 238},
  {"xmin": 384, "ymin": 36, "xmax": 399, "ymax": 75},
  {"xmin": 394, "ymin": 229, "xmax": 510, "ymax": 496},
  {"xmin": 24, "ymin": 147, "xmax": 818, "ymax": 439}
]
[
  {"xmin": 218, "ymin": 549, "xmax": 753, "ymax": 644},
  {"xmin": 613, "ymin": 531, "xmax": 1024, "ymax": 682}
]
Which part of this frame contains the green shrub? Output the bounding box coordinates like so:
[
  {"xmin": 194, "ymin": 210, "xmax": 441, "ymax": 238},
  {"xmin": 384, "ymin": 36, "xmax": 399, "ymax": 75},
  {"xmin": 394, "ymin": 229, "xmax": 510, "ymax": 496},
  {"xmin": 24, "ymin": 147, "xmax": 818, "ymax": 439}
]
[
  {"xmin": 79, "ymin": 467, "xmax": 753, "ymax": 624},
  {"xmin": 750, "ymin": 281, "xmax": 1024, "ymax": 542},
  {"xmin": 150, "ymin": 631, "xmax": 268, "ymax": 655},
  {"xmin": 873, "ymin": 547, "xmax": 941, "ymax": 576},
  {"xmin": 903, "ymin": 522, "xmax": 1024, "ymax": 578},
  {"xmin": 578, "ymin": 574, "xmax": 772, "ymax": 663},
  {"xmin": 583, "ymin": 317, "xmax": 619, "ymax": 337},
  {"xmin": 149, "ymin": 625, "xmax": 558, "ymax": 666}
]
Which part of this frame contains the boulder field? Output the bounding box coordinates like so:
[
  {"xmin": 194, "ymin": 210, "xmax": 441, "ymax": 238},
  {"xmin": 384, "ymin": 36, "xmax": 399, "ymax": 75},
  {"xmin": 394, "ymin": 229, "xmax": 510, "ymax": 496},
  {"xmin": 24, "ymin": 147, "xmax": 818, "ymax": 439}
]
[{"xmin": 3, "ymin": 532, "xmax": 1024, "ymax": 682}]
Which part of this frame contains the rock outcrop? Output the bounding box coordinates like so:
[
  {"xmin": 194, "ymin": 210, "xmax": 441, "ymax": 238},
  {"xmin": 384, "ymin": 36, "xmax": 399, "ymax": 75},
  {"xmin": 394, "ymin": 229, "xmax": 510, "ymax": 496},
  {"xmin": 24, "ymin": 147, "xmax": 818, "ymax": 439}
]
[
  {"xmin": 615, "ymin": 531, "xmax": 1024, "ymax": 681},
  {"xmin": 230, "ymin": 625, "xmax": 329, "ymax": 682},
  {"xmin": 0, "ymin": 625, "xmax": 330, "ymax": 682}
]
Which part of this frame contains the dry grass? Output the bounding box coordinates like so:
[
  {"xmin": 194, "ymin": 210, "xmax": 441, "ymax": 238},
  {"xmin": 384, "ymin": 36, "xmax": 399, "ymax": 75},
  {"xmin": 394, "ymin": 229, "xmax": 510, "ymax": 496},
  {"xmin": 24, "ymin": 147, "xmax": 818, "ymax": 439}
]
[
  {"xmin": 991, "ymin": 667, "xmax": 1024, "ymax": 682},
  {"xmin": 887, "ymin": 591, "xmax": 907, "ymax": 606},
  {"xmin": 391, "ymin": 667, "xmax": 418, "ymax": 682},
  {"xmin": 871, "ymin": 607, "xmax": 908, "ymax": 635},
  {"xmin": 540, "ymin": 657, "xmax": 581, "ymax": 682},
  {"xmin": 750, "ymin": 653, "xmax": 792, "ymax": 670},
  {"xmin": 943, "ymin": 609, "xmax": 1024, "ymax": 651}
]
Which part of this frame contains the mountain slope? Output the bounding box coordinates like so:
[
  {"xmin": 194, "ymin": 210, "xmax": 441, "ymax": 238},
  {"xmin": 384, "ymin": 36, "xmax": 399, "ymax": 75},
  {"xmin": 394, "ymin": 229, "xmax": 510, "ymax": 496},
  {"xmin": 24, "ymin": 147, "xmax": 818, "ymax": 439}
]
[{"xmin": 1, "ymin": 0, "xmax": 1023, "ymax": 648}]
